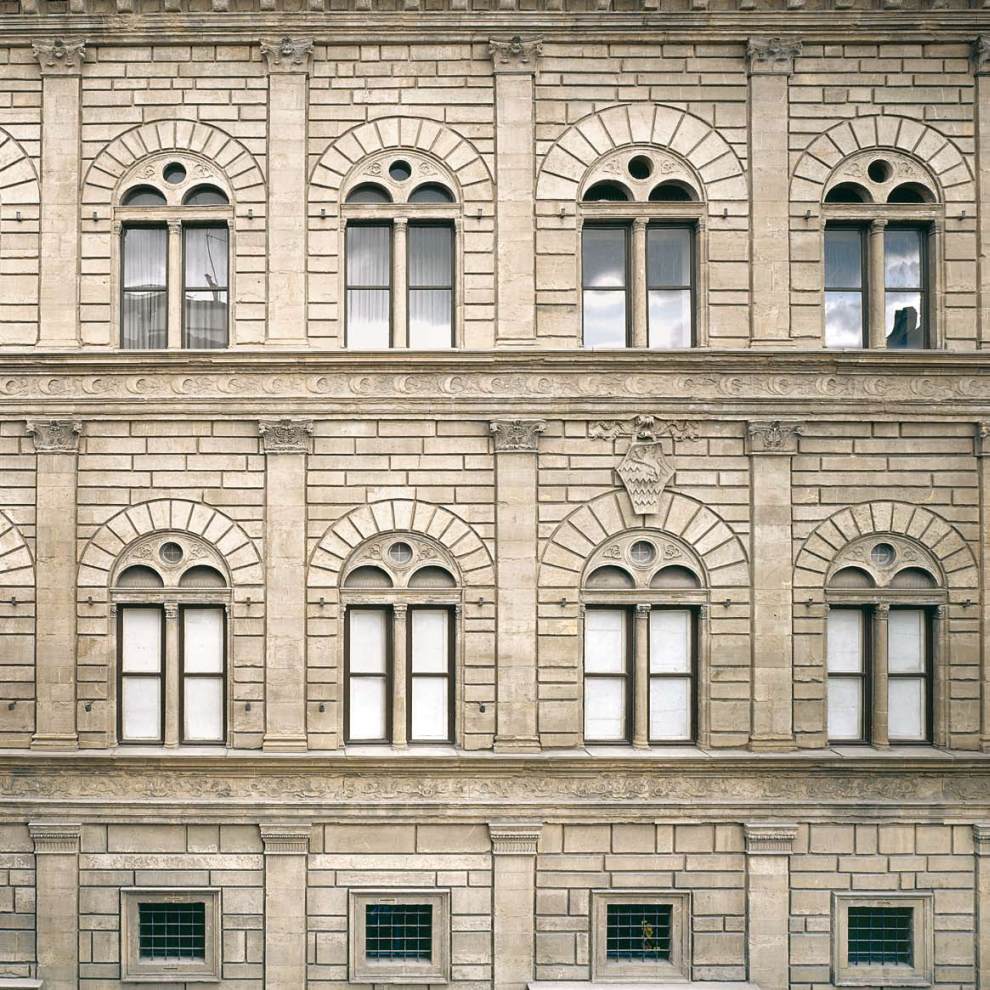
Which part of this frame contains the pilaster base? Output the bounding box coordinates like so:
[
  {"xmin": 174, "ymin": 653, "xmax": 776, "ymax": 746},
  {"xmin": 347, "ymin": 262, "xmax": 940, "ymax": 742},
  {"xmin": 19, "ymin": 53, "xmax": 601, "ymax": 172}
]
[
  {"xmin": 748, "ymin": 737, "xmax": 796, "ymax": 753},
  {"xmin": 493, "ymin": 736, "xmax": 541, "ymax": 754},
  {"xmin": 262, "ymin": 735, "xmax": 308, "ymax": 753},
  {"xmin": 31, "ymin": 734, "xmax": 79, "ymax": 751}
]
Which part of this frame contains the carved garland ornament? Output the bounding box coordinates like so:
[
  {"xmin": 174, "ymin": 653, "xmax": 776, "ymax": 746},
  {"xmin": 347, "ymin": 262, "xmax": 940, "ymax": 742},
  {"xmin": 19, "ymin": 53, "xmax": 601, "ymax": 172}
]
[
  {"xmin": 32, "ymin": 39, "xmax": 87, "ymax": 75},
  {"xmin": 746, "ymin": 420, "xmax": 801, "ymax": 455},
  {"xmin": 489, "ymin": 35, "xmax": 543, "ymax": 73},
  {"xmin": 259, "ymin": 37, "xmax": 315, "ymax": 72}
]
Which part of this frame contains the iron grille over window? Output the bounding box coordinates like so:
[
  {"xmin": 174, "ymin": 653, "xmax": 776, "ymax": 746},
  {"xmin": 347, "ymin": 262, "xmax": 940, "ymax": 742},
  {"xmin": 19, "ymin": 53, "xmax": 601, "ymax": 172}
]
[
  {"xmin": 365, "ymin": 903, "xmax": 433, "ymax": 960},
  {"xmin": 605, "ymin": 903, "xmax": 672, "ymax": 961},
  {"xmin": 847, "ymin": 906, "xmax": 913, "ymax": 965},
  {"xmin": 138, "ymin": 901, "xmax": 206, "ymax": 960}
]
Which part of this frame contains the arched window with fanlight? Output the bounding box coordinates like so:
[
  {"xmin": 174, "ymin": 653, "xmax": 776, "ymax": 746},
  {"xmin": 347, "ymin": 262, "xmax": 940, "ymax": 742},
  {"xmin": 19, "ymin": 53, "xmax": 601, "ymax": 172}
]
[
  {"xmin": 825, "ymin": 538, "xmax": 946, "ymax": 746},
  {"xmin": 341, "ymin": 535, "xmax": 461, "ymax": 745},
  {"xmin": 342, "ymin": 155, "xmax": 460, "ymax": 349},
  {"xmin": 581, "ymin": 533, "xmax": 708, "ymax": 746},
  {"xmin": 579, "ymin": 149, "xmax": 705, "ymax": 350},
  {"xmin": 115, "ymin": 157, "xmax": 233, "ymax": 350}
]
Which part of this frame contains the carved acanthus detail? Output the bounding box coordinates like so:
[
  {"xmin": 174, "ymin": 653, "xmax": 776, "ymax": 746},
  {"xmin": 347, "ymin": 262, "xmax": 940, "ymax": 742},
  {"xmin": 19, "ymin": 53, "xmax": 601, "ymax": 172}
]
[
  {"xmin": 976, "ymin": 421, "xmax": 990, "ymax": 457},
  {"xmin": 27, "ymin": 419, "xmax": 81, "ymax": 452},
  {"xmin": 260, "ymin": 37, "xmax": 315, "ymax": 73},
  {"xmin": 32, "ymin": 39, "xmax": 87, "ymax": 75},
  {"xmin": 490, "ymin": 419, "xmax": 546, "ymax": 453},
  {"xmin": 746, "ymin": 420, "xmax": 801, "ymax": 455},
  {"xmin": 489, "ymin": 35, "xmax": 543, "ymax": 74},
  {"xmin": 746, "ymin": 37, "xmax": 801, "ymax": 75},
  {"xmin": 259, "ymin": 419, "xmax": 313, "ymax": 454},
  {"xmin": 975, "ymin": 36, "xmax": 990, "ymax": 75}
]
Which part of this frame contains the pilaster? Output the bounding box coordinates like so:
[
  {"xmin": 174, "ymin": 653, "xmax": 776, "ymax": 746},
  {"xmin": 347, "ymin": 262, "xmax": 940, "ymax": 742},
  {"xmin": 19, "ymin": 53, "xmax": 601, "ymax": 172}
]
[
  {"xmin": 489, "ymin": 822, "xmax": 542, "ymax": 990},
  {"xmin": 29, "ymin": 419, "xmax": 81, "ymax": 750},
  {"xmin": 977, "ymin": 423, "xmax": 990, "ymax": 751},
  {"xmin": 747, "ymin": 421, "xmax": 800, "ymax": 750},
  {"xmin": 977, "ymin": 825, "xmax": 990, "ymax": 990},
  {"xmin": 491, "ymin": 420, "xmax": 546, "ymax": 752},
  {"xmin": 29, "ymin": 822, "xmax": 81, "ymax": 990},
  {"xmin": 260, "ymin": 823, "xmax": 310, "ymax": 989},
  {"xmin": 34, "ymin": 39, "xmax": 85, "ymax": 347},
  {"xmin": 260, "ymin": 419, "xmax": 312, "ymax": 751},
  {"xmin": 490, "ymin": 36, "xmax": 541, "ymax": 345},
  {"xmin": 744, "ymin": 823, "xmax": 797, "ymax": 990},
  {"xmin": 976, "ymin": 39, "xmax": 990, "ymax": 348}
]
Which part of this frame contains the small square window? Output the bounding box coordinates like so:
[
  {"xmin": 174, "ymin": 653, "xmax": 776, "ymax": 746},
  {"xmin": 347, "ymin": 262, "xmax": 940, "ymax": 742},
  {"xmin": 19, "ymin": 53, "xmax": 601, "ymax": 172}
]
[
  {"xmin": 592, "ymin": 891, "xmax": 689, "ymax": 981},
  {"xmin": 138, "ymin": 901, "xmax": 206, "ymax": 960},
  {"xmin": 833, "ymin": 894, "xmax": 932, "ymax": 987},
  {"xmin": 349, "ymin": 890, "xmax": 449, "ymax": 984}
]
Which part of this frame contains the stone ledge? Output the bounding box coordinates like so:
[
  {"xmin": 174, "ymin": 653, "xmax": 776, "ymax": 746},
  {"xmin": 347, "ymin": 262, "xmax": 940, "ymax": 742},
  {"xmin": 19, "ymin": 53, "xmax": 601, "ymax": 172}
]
[{"xmin": 531, "ymin": 983, "xmax": 761, "ymax": 990}]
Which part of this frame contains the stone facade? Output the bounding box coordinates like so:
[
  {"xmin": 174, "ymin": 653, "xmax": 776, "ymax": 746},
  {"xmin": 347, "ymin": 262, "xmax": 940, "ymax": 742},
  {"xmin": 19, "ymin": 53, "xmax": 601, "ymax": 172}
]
[{"xmin": 1, "ymin": 5, "xmax": 990, "ymax": 990}]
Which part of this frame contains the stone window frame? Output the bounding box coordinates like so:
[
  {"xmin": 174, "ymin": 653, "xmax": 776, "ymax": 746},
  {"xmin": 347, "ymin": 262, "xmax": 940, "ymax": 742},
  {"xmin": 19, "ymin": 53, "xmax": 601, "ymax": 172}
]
[
  {"xmin": 111, "ymin": 151, "xmax": 236, "ymax": 352},
  {"xmin": 120, "ymin": 887, "xmax": 222, "ymax": 984},
  {"xmin": 348, "ymin": 888, "xmax": 450, "ymax": 984},
  {"xmin": 832, "ymin": 892, "xmax": 934, "ymax": 987},
  {"xmin": 590, "ymin": 889, "xmax": 691, "ymax": 982}
]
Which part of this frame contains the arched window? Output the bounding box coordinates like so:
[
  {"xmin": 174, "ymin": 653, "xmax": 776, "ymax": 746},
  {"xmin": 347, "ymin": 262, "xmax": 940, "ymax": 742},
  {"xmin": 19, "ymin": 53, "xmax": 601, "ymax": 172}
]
[
  {"xmin": 116, "ymin": 158, "xmax": 233, "ymax": 351},
  {"xmin": 342, "ymin": 155, "xmax": 459, "ymax": 350},
  {"xmin": 579, "ymin": 149, "xmax": 702, "ymax": 350},
  {"xmin": 822, "ymin": 153, "xmax": 940, "ymax": 350},
  {"xmin": 825, "ymin": 538, "xmax": 945, "ymax": 746},
  {"xmin": 581, "ymin": 534, "xmax": 706, "ymax": 745},
  {"xmin": 112, "ymin": 535, "xmax": 230, "ymax": 746},
  {"xmin": 341, "ymin": 535, "xmax": 461, "ymax": 746}
]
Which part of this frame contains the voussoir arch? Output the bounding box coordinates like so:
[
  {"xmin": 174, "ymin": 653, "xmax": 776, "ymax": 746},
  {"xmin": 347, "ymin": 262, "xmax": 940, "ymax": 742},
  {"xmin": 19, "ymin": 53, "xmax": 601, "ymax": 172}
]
[
  {"xmin": 82, "ymin": 119, "xmax": 266, "ymax": 206},
  {"xmin": 536, "ymin": 104, "xmax": 746, "ymax": 203},
  {"xmin": 0, "ymin": 510, "xmax": 33, "ymax": 588},
  {"xmin": 0, "ymin": 128, "xmax": 39, "ymax": 206},
  {"xmin": 309, "ymin": 499, "xmax": 494, "ymax": 588},
  {"xmin": 791, "ymin": 115, "xmax": 974, "ymax": 204},
  {"xmin": 538, "ymin": 488, "xmax": 749, "ymax": 591}
]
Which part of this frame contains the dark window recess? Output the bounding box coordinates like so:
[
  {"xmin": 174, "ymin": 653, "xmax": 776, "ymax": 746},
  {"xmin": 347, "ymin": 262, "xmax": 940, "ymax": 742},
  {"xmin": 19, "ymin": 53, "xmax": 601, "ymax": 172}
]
[
  {"xmin": 847, "ymin": 906, "xmax": 913, "ymax": 966},
  {"xmin": 138, "ymin": 902, "xmax": 206, "ymax": 960},
  {"xmin": 365, "ymin": 903, "xmax": 432, "ymax": 960},
  {"xmin": 606, "ymin": 903, "xmax": 672, "ymax": 961}
]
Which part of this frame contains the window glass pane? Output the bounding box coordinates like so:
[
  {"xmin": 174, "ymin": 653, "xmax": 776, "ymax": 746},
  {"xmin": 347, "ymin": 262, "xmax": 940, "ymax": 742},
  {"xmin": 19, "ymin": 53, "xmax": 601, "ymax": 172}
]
[
  {"xmin": 650, "ymin": 677, "xmax": 691, "ymax": 740},
  {"xmin": 366, "ymin": 903, "xmax": 433, "ymax": 959},
  {"xmin": 139, "ymin": 902, "xmax": 206, "ymax": 960},
  {"xmin": 409, "ymin": 226, "xmax": 451, "ymax": 288},
  {"xmin": 349, "ymin": 609, "xmax": 388, "ymax": 673},
  {"xmin": 650, "ymin": 609, "xmax": 691, "ymax": 673},
  {"xmin": 827, "ymin": 610, "xmax": 864, "ymax": 672},
  {"xmin": 648, "ymin": 290, "xmax": 691, "ymax": 348},
  {"xmin": 183, "ymin": 608, "xmax": 224, "ymax": 673},
  {"xmin": 184, "ymin": 227, "xmax": 228, "ymax": 290},
  {"xmin": 606, "ymin": 904, "xmax": 672, "ymax": 961},
  {"xmin": 888, "ymin": 610, "xmax": 925, "ymax": 673},
  {"xmin": 122, "ymin": 291, "xmax": 167, "ymax": 350},
  {"xmin": 409, "ymin": 290, "xmax": 452, "ymax": 349},
  {"xmin": 347, "ymin": 289, "xmax": 390, "ymax": 348},
  {"xmin": 122, "ymin": 608, "xmax": 162, "ymax": 673},
  {"xmin": 825, "ymin": 291, "xmax": 864, "ymax": 348},
  {"xmin": 885, "ymin": 228, "xmax": 922, "ymax": 288},
  {"xmin": 888, "ymin": 678, "xmax": 926, "ymax": 741},
  {"xmin": 885, "ymin": 290, "xmax": 924, "ymax": 349},
  {"xmin": 847, "ymin": 906, "xmax": 913, "ymax": 965},
  {"xmin": 411, "ymin": 610, "xmax": 448, "ymax": 673},
  {"xmin": 827, "ymin": 677, "xmax": 863, "ymax": 740},
  {"xmin": 349, "ymin": 677, "xmax": 386, "ymax": 740},
  {"xmin": 183, "ymin": 678, "xmax": 223, "ymax": 742},
  {"xmin": 583, "ymin": 290, "xmax": 627, "ymax": 348},
  {"xmin": 184, "ymin": 291, "xmax": 228, "ymax": 349},
  {"xmin": 584, "ymin": 610, "xmax": 626, "ymax": 673},
  {"xmin": 123, "ymin": 227, "xmax": 167, "ymax": 289},
  {"xmin": 825, "ymin": 229, "xmax": 863, "ymax": 288},
  {"xmin": 122, "ymin": 227, "xmax": 167, "ymax": 350},
  {"xmin": 411, "ymin": 676, "xmax": 448, "ymax": 741},
  {"xmin": 122, "ymin": 676, "xmax": 161, "ymax": 740},
  {"xmin": 582, "ymin": 227, "xmax": 626, "ymax": 288},
  {"xmin": 647, "ymin": 227, "xmax": 691, "ymax": 287},
  {"xmin": 584, "ymin": 677, "xmax": 625, "ymax": 740},
  {"xmin": 347, "ymin": 225, "xmax": 390, "ymax": 286}
]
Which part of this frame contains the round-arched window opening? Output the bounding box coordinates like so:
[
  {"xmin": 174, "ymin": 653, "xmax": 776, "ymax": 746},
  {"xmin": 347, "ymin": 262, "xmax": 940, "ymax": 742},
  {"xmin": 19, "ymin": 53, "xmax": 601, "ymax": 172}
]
[
  {"xmin": 870, "ymin": 543, "xmax": 896, "ymax": 567},
  {"xmin": 408, "ymin": 565, "xmax": 456, "ymax": 588},
  {"xmin": 628, "ymin": 156, "xmax": 654, "ymax": 181},
  {"xmin": 346, "ymin": 183, "xmax": 392, "ymax": 204},
  {"xmin": 163, "ymin": 162, "xmax": 187, "ymax": 185},
  {"xmin": 648, "ymin": 181, "xmax": 695, "ymax": 203},
  {"xmin": 388, "ymin": 541, "xmax": 414, "ymax": 565},
  {"xmin": 179, "ymin": 565, "xmax": 227, "ymax": 588},
  {"xmin": 582, "ymin": 181, "xmax": 632, "ymax": 203},
  {"xmin": 867, "ymin": 159, "xmax": 893, "ymax": 183},
  {"xmin": 183, "ymin": 185, "xmax": 229, "ymax": 207},
  {"xmin": 408, "ymin": 183, "xmax": 455, "ymax": 204},
  {"xmin": 585, "ymin": 565, "xmax": 635, "ymax": 589},
  {"xmin": 122, "ymin": 185, "xmax": 167, "ymax": 207},
  {"xmin": 159, "ymin": 542, "xmax": 184, "ymax": 565},
  {"xmin": 890, "ymin": 567, "xmax": 938, "ymax": 589},
  {"xmin": 389, "ymin": 160, "xmax": 412, "ymax": 182},
  {"xmin": 343, "ymin": 565, "xmax": 393, "ymax": 588},
  {"xmin": 116, "ymin": 564, "xmax": 165, "ymax": 588},
  {"xmin": 824, "ymin": 182, "xmax": 871, "ymax": 204},
  {"xmin": 887, "ymin": 182, "xmax": 933, "ymax": 205},
  {"xmin": 649, "ymin": 565, "xmax": 701, "ymax": 589},
  {"xmin": 829, "ymin": 566, "xmax": 875, "ymax": 589},
  {"xmin": 629, "ymin": 540, "xmax": 657, "ymax": 566}
]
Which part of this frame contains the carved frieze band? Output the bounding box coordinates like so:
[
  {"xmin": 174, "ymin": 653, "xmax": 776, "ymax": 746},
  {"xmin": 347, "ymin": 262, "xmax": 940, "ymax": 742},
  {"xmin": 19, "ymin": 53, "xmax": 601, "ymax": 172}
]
[
  {"xmin": 260, "ymin": 37, "xmax": 314, "ymax": 73},
  {"xmin": 28, "ymin": 821, "xmax": 82, "ymax": 854},
  {"xmin": 259, "ymin": 419, "xmax": 313, "ymax": 454},
  {"xmin": 488, "ymin": 821, "xmax": 543, "ymax": 855},
  {"xmin": 490, "ymin": 419, "xmax": 546, "ymax": 452},
  {"xmin": 259, "ymin": 822, "xmax": 311, "ymax": 855},
  {"xmin": 746, "ymin": 420, "xmax": 801, "ymax": 455},
  {"xmin": 974, "ymin": 824, "xmax": 990, "ymax": 857},
  {"xmin": 489, "ymin": 35, "xmax": 543, "ymax": 74},
  {"xmin": 27, "ymin": 419, "xmax": 81, "ymax": 452},
  {"xmin": 32, "ymin": 38, "xmax": 87, "ymax": 75},
  {"xmin": 746, "ymin": 37, "xmax": 801, "ymax": 76},
  {"xmin": 744, "ymin": 823, "xmax": 798, "ymax": 855}
]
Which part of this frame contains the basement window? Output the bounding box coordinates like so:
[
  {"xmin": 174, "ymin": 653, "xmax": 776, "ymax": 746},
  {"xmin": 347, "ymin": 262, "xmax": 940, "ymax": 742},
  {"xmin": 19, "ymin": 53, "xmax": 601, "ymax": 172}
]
[{"xmin": 592, "ymin": 891, "xmax": 689, "ymax": 981}]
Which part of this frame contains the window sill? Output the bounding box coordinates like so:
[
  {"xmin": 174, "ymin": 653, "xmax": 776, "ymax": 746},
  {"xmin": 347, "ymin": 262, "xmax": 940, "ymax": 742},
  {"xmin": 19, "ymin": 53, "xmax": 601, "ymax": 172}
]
[
  {"xmin": 530, "ymin": 982, "xmax": 761, "ymax": 990},
  {"xmin": 0, "ymin": 980, "xmax": 44, "ymax": 989}
]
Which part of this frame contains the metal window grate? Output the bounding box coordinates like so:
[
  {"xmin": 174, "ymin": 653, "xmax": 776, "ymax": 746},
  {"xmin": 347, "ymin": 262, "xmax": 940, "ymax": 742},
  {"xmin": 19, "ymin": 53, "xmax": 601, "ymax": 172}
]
[
  {"xmin": 366, "ymin": 903, "xmax": 433, "ymax": 960},
  {"xmin": 138, "ymin": 902, "xmax": 206, "ymax": 960},
  {"xmin": 606, "ymin": 903, "xmax": 672, "ymax": 961},
  {"xmin": 848, "ymin": 906, "xmax": 913, "ymax": 965}
]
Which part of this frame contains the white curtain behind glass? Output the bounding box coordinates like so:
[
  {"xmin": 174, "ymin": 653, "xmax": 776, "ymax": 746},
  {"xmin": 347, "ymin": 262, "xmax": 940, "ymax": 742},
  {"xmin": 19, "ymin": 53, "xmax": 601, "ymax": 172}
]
[
  {"xmin": 184, "ymin": 226, "xmax": 229, "ymax": 349},
  {"xmin": 347, "ymin": 225, "xmax": 391, "ymax": 348},
  {"xmin": 122, "ymin": 227, "xmax": 167, "ymax": 349},
  {"xmin": 408, "ymin": 225, "xmax": 453, "ymax": 349}
]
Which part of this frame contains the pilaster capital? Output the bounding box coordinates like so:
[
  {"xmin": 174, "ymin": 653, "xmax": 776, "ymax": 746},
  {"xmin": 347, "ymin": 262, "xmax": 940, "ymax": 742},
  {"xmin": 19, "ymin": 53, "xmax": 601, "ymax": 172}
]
[
  {"xmin": 260, "ymin": 37, "xmax": 314, "ymax": 74},
  {"xmin": 490, "ymin": 419, "xmax": 546, "ymax": 453},
  {"xmin": 32, "ymin": 38, "xmax": 87, "ymax": 76},
  {"xmin": 27, "ymin": 419, "xmax": 81, "ymax": 453},
  {"xmin": 28, "ymin": 821, "xmax": 81, "ymax": 854},
  {"xmin": 744, "ymin": 823, "xmax": 798, "ymax": 855},
  {"xmin": 393, "ymin": 603, "xmax": 409, "ymax": 616},
  {"xmin": 746, "ymin": 37, "xmax": 801, "ymax": 76},
  {"xmin": 164, "ymin": 602, "xmax": 178, "ymax": 619},
  {"xmin": 489, "ymin": 35, "xmax": 543, "ymax": 75},
  {"xmin": 876, "ymin": 602, "xmax": 890, "ymax": 618},
  {"xmin": 635, "ymin": 603, "xmax": 653, "ymax": 617},
  {"xmin": 488, "ymin": 821, "xmax": 543, "ymax": 855},
  {"xmin": 976, "ymin": 422, "xmax": 990, "ymax": 456},
  {"xmin": 745, "ymin": 420, "xmax": 801, "ymax": 455},
  {"xmin": 259, "ymin": 822, "xmax": 311, "ymax": 855},
  {"xmin": 974, "ymin": 824, "xmax": 990, "ymax": 856},
  {"xmin": 975, "ymin": 36, "xmax": 990, "ymax": 75},
  {"xmin": 259, "ymin": 418, "xmax": 313, "ymax": 454}
]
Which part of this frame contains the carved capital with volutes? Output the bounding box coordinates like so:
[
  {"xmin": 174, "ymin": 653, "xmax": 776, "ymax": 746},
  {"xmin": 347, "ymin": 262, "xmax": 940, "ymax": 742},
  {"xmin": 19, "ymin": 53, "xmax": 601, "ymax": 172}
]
[
  {"xmin": 746, "ymin": 37, "xmax": 801, "ymax": 76},
  {"xmin": 744, "ymin": 823, "xmax": 798, "ymax": 855},
  {"xmin": 259, "ymin": 419, "xmax": 313, "ymax": 454},
  {"xmin": 29, "ymin": 821, "xmax": 82, "ymax": 854},
  {"xmin": 490, "ymin": 419, "xmax": 546, "ymax": 453},
  {"xmin": 746, "ymin": 421, "xmax": 801, "ymax": 456},
  {"xmin": 489, "ymin": 35, "xmax": 543, "ymax": 75},
  {"xmin": 33, "ymin": 39, "xmax": 87, "ymax": 76},
  {"xmin": 974, "ymin": 824, "xmax": 990, "ymax": 856},
  {"xmin": 260, "ymin": 37, "xmax": 315, "ymax": 74},
  {"xmin": 975, "ymin": 36, "xmax": 990, "ymax": 75},
  {"xmin": 259, "ymin": 822, "xmax": 311, "ymax": 855},
  {"xmin": 27, "ymin": 419, "xmax": 81, "ymax": 453},
  {"xmin": 488, "ymin": 821, "xmax": 543, "ymax": 855},
  {"xmin": 974, "ymin": 422, "xmax": 990, "ymax": 456}
]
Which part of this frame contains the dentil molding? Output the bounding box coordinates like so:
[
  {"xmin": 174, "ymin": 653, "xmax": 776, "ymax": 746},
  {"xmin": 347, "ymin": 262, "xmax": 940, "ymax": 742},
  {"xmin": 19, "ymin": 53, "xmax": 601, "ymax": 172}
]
[
  {"xmin": 488, "ymin": 821, "xmax": 543, "ymax": 854},
  {"xmin": 744, "ymin": 823, "xmax": 798, "ymax": 854},
  {"xmin": 28, "ymin": 821, "xmax": 81, "ymax": 853},
  {"xmin": 259, "ymin": 822, "xmax": 312, "ymax": 854}
]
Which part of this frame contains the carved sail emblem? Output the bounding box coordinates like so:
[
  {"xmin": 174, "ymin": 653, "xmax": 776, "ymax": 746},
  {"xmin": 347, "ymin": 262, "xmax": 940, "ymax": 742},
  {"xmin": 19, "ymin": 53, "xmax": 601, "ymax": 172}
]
[{"xmin": 617, "ymin": 440, "xmax": 674, "ymax": 514}]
